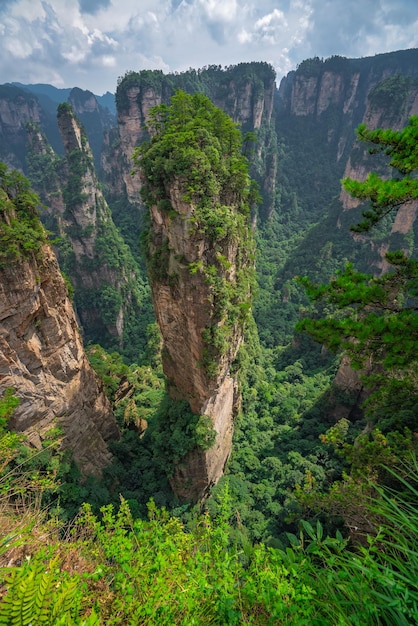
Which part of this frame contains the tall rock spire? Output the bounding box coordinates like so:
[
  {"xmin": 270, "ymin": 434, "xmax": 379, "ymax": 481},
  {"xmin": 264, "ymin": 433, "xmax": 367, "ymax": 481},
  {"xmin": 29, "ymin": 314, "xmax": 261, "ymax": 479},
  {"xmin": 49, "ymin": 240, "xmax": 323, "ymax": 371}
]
[{"xmin": 136, "ymin": 91, "xmax": 256, "ymax": 500}]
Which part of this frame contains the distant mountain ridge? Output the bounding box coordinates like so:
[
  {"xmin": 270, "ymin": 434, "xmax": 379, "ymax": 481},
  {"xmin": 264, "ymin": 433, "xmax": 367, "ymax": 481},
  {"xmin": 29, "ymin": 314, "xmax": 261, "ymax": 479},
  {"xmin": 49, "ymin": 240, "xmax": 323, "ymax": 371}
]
[
  {"xmin": 0, "ymin": 82, "xmax": 116, "ymax": 169},
  {"xmin": 11, "ymin": 81, "xmax": 116, "ymax": 115}
]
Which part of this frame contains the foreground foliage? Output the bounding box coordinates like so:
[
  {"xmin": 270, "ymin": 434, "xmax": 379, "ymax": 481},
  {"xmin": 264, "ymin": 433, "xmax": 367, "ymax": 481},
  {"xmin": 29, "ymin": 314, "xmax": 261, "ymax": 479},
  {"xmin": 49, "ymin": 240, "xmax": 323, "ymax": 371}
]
[
  {"xmin": 0, "ymin": 473, "xmax": 417, "ymax": 625},
  {"xmin": 1, "ymin": 391, "xmax": 416, "ymax": 625}
]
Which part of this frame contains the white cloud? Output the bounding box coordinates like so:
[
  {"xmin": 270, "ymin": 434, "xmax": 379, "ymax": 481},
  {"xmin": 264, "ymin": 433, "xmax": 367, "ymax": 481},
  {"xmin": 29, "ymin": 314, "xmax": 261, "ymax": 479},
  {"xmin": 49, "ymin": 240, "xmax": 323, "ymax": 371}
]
[
  {"xmin": 5, "ymin": 37, "xmax": 33, "ymax": 59},
  {"xmin": 101, "ymin": 55, "xmax": 117, "ymax": 67},
  {"xmin": 254, "ymin": 9, "xmax": 287, "ymax": 44},
  {"xmin": 198, "ymin": 0, "xmax": 238, "ymax": 23},
  {"xmin": 0, "ymin": 0, "xmax": 416, "ymax": 94},
  {"xmin": 238, "ymin": 29, "xmax": 252, "ymax": 44}
]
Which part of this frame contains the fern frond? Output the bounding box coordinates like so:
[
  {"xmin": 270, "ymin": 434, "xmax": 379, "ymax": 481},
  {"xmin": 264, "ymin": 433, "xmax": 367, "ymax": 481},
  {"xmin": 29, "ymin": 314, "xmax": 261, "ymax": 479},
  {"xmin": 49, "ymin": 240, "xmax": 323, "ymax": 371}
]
[
  {"xmin": 49, "ymin": 579, "xmax": 78, "ymax": 623},
  {"xmin": 0, "ymin": 556, "xmax": 82, "ymax": 626}
]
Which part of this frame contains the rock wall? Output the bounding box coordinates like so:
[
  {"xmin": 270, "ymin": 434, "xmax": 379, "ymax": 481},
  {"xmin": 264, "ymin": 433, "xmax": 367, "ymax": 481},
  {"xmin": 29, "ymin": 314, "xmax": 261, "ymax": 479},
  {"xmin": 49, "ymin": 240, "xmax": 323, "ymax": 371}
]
[
  {"xmin": 105, "ymin": 64, "xmax": 276, "ymax": 206},
  {"xmin": 68, "ymin": 87, "xmax": 115, "ymax": 168},
  {"xmin": 147, "ymin": 181, "xmax": 246, "ymax": 501},
  {"xmin": 339, "ymin": 79, "xmax": 418, "ymax": 267},
  {"xmin": 141, "ymin": 92, "xmax": 255, "ymax": 501},
  {"xmin": 276, "ymin": 50, "xmax": 418, "ymax": 419},
  {"xmin": 0, "ymin": 244, "xmax": 119, "ymax": 476}
]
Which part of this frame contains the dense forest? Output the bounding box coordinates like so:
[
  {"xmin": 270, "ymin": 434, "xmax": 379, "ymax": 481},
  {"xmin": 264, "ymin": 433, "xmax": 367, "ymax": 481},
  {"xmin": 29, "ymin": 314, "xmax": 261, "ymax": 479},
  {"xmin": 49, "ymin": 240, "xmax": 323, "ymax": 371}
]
[{"xmin": 0, "ymin": 51, "xmax": 417, "ymax": 624}]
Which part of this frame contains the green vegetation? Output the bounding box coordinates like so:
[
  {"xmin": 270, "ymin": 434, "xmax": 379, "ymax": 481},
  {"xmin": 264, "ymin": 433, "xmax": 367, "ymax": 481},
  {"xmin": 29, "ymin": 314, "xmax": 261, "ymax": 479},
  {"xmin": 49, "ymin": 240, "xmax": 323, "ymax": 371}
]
[
  {"xmin": 116, "ymin": 63, "xmax": 275, "ymax": 124},
  {"xmin": 368, "ymin": 75, "xmax": 412, "ymax": 116},
  {"xmin": 295, "ymin": 117, "xmax": 418, "ymax": 535},
  {"xmin": 298, "ymin": 117, "xmax": 418, "ymax": 411},
  {"xmin": 0, "ymin": 390, "xmax": 417, "ymax": 625},
  {"xmin": 25, "ymin": 105, "xmax": 150, "ymax": 363},
  {"xmin": 2, "ymin": 393, "xmax": 418, "ymax": 626},
  {"xmin": 0, "ymin": 163, "xmax": 48, "ymax": 266},
  {"xmin": 3, "ymin": 61, "xmax": 418, "ymax": 622}
]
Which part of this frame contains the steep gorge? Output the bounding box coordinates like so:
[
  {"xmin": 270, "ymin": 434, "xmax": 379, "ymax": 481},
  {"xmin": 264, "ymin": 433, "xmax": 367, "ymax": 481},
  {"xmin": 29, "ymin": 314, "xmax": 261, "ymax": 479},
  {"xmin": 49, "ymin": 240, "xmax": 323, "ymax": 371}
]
[{"xmin": 1, "ymin": 49, "xmax": 418, "ymax": 505}]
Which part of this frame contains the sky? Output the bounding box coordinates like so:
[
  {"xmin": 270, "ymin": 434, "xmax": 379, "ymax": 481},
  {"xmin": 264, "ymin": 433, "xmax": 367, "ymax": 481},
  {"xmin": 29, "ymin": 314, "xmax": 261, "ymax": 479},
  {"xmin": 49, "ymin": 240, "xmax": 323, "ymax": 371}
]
[{"xmin": 0, "ymin": 0, "xmax": 417, "ymax": 95}]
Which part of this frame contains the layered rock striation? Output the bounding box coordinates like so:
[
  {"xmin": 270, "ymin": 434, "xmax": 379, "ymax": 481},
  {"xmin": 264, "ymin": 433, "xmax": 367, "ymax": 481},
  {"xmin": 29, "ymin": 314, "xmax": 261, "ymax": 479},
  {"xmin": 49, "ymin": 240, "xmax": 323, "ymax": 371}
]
[
  {"xmin": 0, "ymin": 168, "xmax": 119, "ymax": 476},
  {"xmin": 104, "ymin": 63, "xmax": 276, "ymax": 215},
  {"xmin": 0, "ymin": 85, "xmax": 44, "ymax": 171}
]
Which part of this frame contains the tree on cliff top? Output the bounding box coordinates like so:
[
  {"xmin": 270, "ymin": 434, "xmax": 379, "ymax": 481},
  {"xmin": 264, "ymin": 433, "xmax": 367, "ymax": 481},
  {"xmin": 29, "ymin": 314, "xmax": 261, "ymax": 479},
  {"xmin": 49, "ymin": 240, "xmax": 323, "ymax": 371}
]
[
  {"xmin": 298, "ymin": 116, "xmax": 418, "ymax": 429},
  {"xmin": 134, "ymin": 89, "xmax": 258, "ymax": 215}
]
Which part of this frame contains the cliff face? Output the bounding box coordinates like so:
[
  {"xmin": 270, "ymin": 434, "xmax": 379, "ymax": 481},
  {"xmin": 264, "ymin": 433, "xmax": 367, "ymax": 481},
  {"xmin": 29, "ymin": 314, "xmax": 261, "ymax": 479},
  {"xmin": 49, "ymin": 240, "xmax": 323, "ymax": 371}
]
[
  {"xmin": 68, "ymin": 87, "xmax": 115, "ymax": 169},
  {"xmin": 278, "ymin": 50, "xmax": 418, "ymax": 120},
  {"xmin": 148, "ymin": 190, "xmax": 244, "ymax": 501},
  {"xmin": 0, "ymin": 241, "xmax": 119, "ymax": 477},
  {"xmin": 149, "ymin": 184, "xmax": 242, "ymax": 388},
  {"xmin": 339, "ymin": 77, "xmax": 418, "ymax": 269},
  {"xmin": 277, "ymin": 50, "xmax": 418, "ymax": 172},
  {"xmin": 273, "ymin": 50, "xmax": 418, "ymax": 286},
  {"xmin": 274, "ymin": 50, "xmax": 418, "ymax": 416}
]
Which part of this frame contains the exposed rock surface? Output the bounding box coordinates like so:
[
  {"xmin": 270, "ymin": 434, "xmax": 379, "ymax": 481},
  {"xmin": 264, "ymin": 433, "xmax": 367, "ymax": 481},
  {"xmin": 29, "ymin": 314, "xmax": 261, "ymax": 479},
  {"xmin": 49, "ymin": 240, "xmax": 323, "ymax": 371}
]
[
  {"xmin": 68, "ymin": 87, "xmax": 115, "ymax": 168},
  {"xmin": 277, "ymin": 50, "xmax": 418, "ymax": 419},
  {"xmin": 0, "ymin": 244, "xmax": 119, "ymax": 476},
  {"xmin": 326, "ymin": 356, "xmax": 368, "ymax": 423},
  {"xmin": 148, "ymin": 191, "xmax": 242, "ymax": 500},
  {"xmin": 104, "ymin": 64, "xmax": 276, "ymax": 210},
  {"xmin": 0, "ymin": 85, "xmax": 43, "ymax": 170},
  {"xmin": 340, "ymin": 78, "xmax": 418, "ymax": 270},
  {"xmin": 278, "ymin": 50, "xmax": 418, "ymax": 121}
]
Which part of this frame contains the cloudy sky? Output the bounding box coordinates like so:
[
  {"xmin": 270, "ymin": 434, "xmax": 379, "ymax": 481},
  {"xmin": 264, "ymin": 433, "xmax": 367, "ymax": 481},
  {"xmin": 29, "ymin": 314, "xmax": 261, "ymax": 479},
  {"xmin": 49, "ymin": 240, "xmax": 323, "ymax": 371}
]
[{"xmin": 1, "ymin": 0, "xmax": 417, "ymax": 95}]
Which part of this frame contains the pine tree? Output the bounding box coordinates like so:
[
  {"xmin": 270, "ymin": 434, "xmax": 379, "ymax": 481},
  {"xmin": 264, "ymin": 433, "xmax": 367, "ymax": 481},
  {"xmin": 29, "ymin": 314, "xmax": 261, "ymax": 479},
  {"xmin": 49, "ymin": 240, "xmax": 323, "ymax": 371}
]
[{"xmin": 297, "ymin": 116, "xmax": 418, "ymax": 428}]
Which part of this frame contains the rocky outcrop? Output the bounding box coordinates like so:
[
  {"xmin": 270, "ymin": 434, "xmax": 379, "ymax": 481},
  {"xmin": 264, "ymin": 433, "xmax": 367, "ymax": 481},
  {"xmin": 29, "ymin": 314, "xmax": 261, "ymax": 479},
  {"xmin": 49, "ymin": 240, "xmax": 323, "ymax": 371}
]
[
  {"xmin": 278, "ymin": 50, "xmax": 418, "ymax": 121},
  {"xmin": 148, "ymin": 191, "xmax": 243, "ymax": 500},
  {"xmin": 148, "ymin": 190, "xmax": 243, "ymax": 412},
  {"xmin": 114, "ymin": 83, "xmax": 153, "ymax": 201},
  {"xmin": 326, "ymin": 356, "xmax": 368, "ymax": 423},
  {"xmin": 0, "ymin": 244, "xmax": 119, "ymax": 477},
  {"xmin": 68, "ymin": 87, "xmax": 115, "ymax": 168},
  {"xmin": 147, "ymin": 186, "xmax": 247, "ymax": 501}
]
